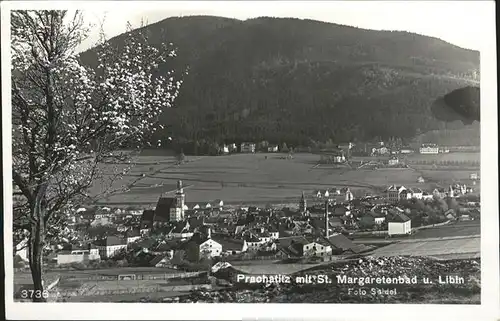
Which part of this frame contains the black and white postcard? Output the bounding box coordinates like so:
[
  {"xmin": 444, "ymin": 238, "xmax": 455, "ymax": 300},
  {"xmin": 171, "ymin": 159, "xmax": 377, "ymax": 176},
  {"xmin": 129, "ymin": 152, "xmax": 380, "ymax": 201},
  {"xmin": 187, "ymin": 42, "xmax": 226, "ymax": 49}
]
[{"xmin": 2, "ymin": 1, "xmax": 498, "ymax": 320}]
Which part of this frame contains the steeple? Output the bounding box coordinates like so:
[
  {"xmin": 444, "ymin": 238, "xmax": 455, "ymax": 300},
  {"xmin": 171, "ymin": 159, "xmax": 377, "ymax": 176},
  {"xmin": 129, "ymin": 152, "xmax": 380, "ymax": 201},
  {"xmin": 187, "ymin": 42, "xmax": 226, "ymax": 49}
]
[
  {"xmin": 171, "ymin": 180, "xmax": 185, "ymax": 222},
  {"xmin": 299, "ymin": 191, "xmax": 307, "ymax": 213}
]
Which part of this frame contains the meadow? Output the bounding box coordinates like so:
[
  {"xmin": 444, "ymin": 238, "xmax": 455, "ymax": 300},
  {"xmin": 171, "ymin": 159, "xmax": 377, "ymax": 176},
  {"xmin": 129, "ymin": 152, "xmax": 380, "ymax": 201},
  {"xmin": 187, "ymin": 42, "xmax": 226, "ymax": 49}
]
[{"xmin": 89, "ymin": 152, "xmax": 480, "ymax": 207}]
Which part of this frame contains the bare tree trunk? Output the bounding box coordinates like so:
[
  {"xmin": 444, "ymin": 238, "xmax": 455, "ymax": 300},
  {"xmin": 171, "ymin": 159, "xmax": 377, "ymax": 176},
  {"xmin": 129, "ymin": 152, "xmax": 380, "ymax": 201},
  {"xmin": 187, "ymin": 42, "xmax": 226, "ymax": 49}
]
[{"xmin": 28, "ymin": 199, "xmax": 47, "ymax": 302}]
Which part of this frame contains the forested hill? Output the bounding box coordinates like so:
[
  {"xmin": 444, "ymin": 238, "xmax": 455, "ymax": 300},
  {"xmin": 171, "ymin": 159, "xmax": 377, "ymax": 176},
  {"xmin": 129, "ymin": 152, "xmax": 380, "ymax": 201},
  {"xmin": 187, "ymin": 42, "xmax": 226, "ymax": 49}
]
[{"xmin": 80, "ymin": 16, "xmax": 480, "ymax": 146}]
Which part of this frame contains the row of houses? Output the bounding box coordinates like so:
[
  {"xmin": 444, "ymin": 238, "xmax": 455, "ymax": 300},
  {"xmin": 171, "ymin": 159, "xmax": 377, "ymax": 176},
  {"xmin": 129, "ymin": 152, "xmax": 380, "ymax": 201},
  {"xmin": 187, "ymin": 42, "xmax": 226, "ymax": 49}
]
[
  {"xmin": 385, "ymin": 184, "xmax": 473, "ymax": 203},
  {"xmin": 218, "ymin": 142, "xmax": 281, "ymax": 154},
  {"xmin": 312, "ymin": 187, "xmax": 353, "ymax": 200}
]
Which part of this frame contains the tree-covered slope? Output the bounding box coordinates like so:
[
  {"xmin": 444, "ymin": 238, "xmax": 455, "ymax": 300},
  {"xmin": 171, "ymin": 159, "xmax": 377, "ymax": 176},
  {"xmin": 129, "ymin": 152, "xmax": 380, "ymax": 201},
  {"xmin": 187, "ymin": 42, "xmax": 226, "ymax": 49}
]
[{"xmin": 80, "ymin": 16, "xmax": 480, "ymax": 146}]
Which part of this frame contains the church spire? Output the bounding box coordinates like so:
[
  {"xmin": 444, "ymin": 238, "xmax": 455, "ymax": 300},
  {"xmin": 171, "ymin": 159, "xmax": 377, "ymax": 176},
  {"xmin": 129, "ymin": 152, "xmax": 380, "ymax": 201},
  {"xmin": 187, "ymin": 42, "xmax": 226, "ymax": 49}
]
[{"xmin": 299, "ymin": 191, "xmax": 307, "ymax": 213}]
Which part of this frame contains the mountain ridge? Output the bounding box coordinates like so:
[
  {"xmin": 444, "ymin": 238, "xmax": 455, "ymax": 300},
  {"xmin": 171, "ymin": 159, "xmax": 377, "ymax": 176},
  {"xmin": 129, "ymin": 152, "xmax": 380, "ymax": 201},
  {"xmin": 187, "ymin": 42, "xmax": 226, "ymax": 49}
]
[{"xmin": 80, "ymin": 15, "xmax": 480, "ymax": 147}]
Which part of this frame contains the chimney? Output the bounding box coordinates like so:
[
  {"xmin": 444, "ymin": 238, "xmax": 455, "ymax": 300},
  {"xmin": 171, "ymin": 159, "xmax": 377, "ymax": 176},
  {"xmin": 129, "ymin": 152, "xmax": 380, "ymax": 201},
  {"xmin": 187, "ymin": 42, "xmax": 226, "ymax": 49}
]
[
  {"xmin": 325, "ymin": 200, "xmax": 329, "ymax": 238},
  {"xmin": 207, "ymin": 226, "xmax": 211, "ymax": 239}
]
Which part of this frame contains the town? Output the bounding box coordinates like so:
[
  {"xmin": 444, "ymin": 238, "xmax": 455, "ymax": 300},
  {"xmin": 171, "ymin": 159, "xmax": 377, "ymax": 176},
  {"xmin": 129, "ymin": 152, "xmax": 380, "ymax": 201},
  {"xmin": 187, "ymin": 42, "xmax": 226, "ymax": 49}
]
[{"xmin": 13, "ymin": 141, "xmax": 481, "ymax": 302}]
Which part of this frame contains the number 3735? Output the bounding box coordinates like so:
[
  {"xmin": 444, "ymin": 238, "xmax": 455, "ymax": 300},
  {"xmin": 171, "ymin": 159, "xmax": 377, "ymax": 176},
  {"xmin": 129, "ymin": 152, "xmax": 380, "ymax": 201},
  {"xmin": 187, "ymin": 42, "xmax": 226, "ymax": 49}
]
[{"xmin": 20, "ymin": 290, "xmax": 49, "ymax": 299}]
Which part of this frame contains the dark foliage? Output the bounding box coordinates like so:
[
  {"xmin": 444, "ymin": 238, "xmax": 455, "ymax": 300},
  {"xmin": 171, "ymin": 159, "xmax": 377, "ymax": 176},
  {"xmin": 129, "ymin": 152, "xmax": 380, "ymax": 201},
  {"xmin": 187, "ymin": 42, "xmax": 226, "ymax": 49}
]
[
  {"xmin": 431, "ymin": 86, "xmax": 480, "ymax": 125},
  {"xmin": 80, "ymin": 16, "xmax": 480, "ymax": 145}
]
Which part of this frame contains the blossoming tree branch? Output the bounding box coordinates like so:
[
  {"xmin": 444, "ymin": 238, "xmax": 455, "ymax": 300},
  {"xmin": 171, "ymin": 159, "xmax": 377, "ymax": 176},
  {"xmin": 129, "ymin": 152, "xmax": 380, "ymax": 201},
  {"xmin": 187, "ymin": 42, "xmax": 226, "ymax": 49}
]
[{"xmin": 11, "ymin": 10, "xmax": 183, "ymax": 301}]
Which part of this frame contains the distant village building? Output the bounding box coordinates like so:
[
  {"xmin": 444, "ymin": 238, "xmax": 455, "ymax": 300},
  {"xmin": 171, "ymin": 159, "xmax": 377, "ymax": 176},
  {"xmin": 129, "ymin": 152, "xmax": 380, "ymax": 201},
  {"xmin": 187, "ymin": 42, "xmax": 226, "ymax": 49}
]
[
  {"xmin": 267, "ymin": 145, "xmax": 279, "ymax": 152},
  {"xmin": 240, "ymin": 142, "xmax": 256, "ymax": 153},
  {"xmin": 387, "ymin": 157, "xmax": 399, "ymax": 166},
  {"xmin": 439, "ymin": 147, "xmax": 450, "ymax": 153},
  {"xmin": 371, "ymin": 146, "xmax": 390, "ymax": 156},
  {"xmin": 419, "ymin": 144, "xmax": 439, "ymax": 154},
  {"xmin": 417, "ymin": 176, "xmax": 425, "ymax": 183},
  {"xmin": 228, "ymin": 143, "xmax": 237, "ymax": 153},
  {"xmin": 338, "ymin": 142, "xmax": 354, "ymax": 158},
  {"xmin": 220, "ymin": 145, "xmax": 230, "ymax": 154},
  {"xmin": 400, "ymin": 148, "xmax": 414, "ymax": 154},
  {"xmin": 470, "ymin": 173, "xmax": 479, "ymax": 180},
  {"xmin": 319, "ymin": 150, "xmax": 346, "ymax": 164}
]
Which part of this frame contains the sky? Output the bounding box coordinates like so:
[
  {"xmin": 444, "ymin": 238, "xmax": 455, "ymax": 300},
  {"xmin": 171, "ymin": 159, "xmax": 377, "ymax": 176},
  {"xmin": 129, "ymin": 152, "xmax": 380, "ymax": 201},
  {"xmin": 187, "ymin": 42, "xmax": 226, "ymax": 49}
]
[{"xmin": 76, "ymin": 1, "xmax": 493, "ymax": 52}]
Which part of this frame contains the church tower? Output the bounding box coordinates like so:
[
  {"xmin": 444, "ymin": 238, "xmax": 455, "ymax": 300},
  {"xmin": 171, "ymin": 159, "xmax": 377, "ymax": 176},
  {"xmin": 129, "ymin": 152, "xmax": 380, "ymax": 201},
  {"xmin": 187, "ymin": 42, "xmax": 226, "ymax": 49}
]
[
  {"xmin": 299, "ymin": 191, "xmax": 307, "ymax": 214},
  {"xmin": 170, "ymin": 180, "xmax": 185, "ymax": 221}
]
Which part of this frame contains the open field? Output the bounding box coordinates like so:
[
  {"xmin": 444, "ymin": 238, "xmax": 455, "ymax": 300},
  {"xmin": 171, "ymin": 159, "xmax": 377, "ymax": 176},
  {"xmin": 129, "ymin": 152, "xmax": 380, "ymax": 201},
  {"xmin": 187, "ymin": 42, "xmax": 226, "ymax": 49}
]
[
  {"xmin": 408, "ymin": 221, "xmax": 480, "ymax": 239},
  {"xmin": 87, "ymin": 152, "xmax": 477, "ymax": 207},
  {"xmin": 232, "ymin": 262, "xmax": 325, "ymax": 275},
  {"xmin": 350, "ymin": 152, "xmax": 480, "ymax": 163},
  {"xmin": 369, "ymin": 236, "xmax": 480, "ymax": 258},
  {"xmin": 404, "ymin": 152, "xmax": 480, "ymax": 162}
]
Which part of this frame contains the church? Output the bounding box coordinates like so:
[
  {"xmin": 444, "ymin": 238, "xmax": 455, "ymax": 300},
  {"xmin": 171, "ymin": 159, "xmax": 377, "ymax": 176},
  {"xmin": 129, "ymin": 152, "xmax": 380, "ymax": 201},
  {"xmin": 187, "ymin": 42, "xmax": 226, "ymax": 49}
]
[{"xmin": 141, "ymin": 180, "xmax": 186, "ymax": 228}]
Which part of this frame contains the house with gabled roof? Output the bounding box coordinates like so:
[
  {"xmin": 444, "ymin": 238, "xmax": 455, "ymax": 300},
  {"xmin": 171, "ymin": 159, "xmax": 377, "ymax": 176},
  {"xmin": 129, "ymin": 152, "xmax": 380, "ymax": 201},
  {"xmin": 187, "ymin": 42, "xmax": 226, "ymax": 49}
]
[
  {"xmin": 386, "ymin": 185, "xmax": 407, "ymax": 203},
  {"xmin": 212, "ymin": 236, "xmax": 248, "ymax": 256},
  {"xmin": 168, "ymin": 221, "xmax": 194, "ymax": 239},
  {"xmin": 125, "ymin": 228, "xmax": 141, "ymax": 244},
  {"xmin": 183, "ymin": 231, "xmax": 222, "ymax": 262},
  {"xmin": 432, "ymin": 188, "xmax": 447, "ymax": 199},
  {"xmin": 94, "ymin": 236, "xmax": 127, "ymax": 259},
  {"xmin": 212, "ymin": 199, "xmax": 224, "ymax": 208},
  {"xmin": 324, "ymin": 233, "xmax": 362, "ymax": 254},
  {"xmin": 387, "ymin": 212, "xmax": 412, "ymax": 236}
]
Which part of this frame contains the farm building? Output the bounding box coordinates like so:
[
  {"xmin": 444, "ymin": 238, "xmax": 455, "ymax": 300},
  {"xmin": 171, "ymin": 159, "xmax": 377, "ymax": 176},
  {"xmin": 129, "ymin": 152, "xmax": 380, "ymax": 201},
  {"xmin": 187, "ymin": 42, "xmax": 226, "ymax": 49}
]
[{"xmin": 417, "ymin": 176, "xmax": 425, "ymax": 183}]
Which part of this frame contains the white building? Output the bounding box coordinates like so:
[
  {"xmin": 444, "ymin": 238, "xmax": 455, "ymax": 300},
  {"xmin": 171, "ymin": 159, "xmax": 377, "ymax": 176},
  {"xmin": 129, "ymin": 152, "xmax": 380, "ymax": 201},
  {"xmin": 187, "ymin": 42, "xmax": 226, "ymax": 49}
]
[
  {"xmin": 197, "ymin": 238, "xmax": 222, "ymax": 259},
  {"xmin": 57, "ymin": 248, "xmax": 101, "ymax": 265},
  {"xmin": 388, "ymin": 157, "xmax": 399, "ymax": 166},
  {"xmin": 240, "ymin": 142, "xmax": 256, "ymax": 153},
  {"xmin": 419, "ymin": 144, "xmax": 439, "ymax": 154},
  {"xmin": 95, "ymin": 236, "xmax": 128, "ymax": 259},
  {"xmin": 388, "ymin": 213, "xmax": 412, "ymax": 236},
  {"xmin": 268, "ymin": 145, "xmax": 279, "ymax": 152}
]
